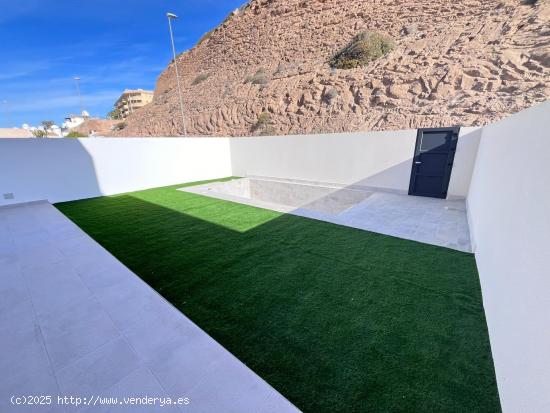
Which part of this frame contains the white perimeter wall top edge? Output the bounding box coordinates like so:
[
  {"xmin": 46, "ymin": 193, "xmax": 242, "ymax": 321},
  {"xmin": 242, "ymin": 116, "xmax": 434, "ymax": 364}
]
[{"xmin": 0, "ymin": 138, "xmax": 232, "ymax": 205}]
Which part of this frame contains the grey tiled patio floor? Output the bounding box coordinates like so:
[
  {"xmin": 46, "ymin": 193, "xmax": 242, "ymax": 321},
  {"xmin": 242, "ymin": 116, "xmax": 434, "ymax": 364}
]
[
  {"xmin": 0, "ymin": 201, "xmax": 299, "ymax": 413},
  {"xmin": 294, "ymin": 192, "xmax": 472, "ymax": 252}
]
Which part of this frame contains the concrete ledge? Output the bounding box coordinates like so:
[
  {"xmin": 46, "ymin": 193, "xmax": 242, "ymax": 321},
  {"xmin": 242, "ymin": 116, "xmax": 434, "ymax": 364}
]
[{"xmin": 0, "ymin": 199, "xmax": 49, "ymax": 210}]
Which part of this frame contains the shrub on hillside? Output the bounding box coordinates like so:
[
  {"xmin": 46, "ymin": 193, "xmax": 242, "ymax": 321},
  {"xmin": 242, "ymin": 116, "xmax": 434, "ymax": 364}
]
[
  {"xmin": 192, "ymin": 73, "xmax": 210, "ymax": 86},
  {"xmin": 107, "ymin": 109, "xmax": 122, "ymax": 120},
  {"xmin": 252, "ymin": 111, "xmax": 275, "ymax": 135},
  {"xmin": 66, "ymin": 131, "xmax": 86, "ymax": 138},
  {"xmin": 330, "ymin": 31, "xmax": 395, "ymax": 70},
  {"xmin": 324, "ymin": 88, "xmax": 339, "ymax": 103},
  {"xmin": 113, "ymin": 122, "xmax": 127, "ymax": 131},
  {"xmin": 244, "ymin": 68, "xmax": 269, "ymax": 85}
]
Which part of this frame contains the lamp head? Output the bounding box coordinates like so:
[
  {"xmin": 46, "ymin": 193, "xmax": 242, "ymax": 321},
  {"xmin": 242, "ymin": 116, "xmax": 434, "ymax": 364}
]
[{"xmin": 167, "ymin": 12, "xmax": 178, "ymax": 19}]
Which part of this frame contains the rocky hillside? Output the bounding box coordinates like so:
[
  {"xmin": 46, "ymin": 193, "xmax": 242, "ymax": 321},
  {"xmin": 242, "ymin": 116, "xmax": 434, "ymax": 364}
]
[
  {"xmin": 71, "ymin": 119, "xmax": 119, "ymax": 137},
  {"xmin": 116, "ymin": 0, "xmax": 550, "ymax": 137}
]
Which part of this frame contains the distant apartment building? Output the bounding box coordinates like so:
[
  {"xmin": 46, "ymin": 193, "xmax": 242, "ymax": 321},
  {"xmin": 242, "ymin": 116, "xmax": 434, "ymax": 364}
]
[{"xmin": 115, "ymin": 89, "xmax": 154, "ymax": 119}]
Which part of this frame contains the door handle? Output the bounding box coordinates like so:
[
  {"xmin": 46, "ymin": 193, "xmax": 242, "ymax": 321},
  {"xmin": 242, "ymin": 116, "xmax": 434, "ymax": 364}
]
[{"xmin": 414, "ymin": 161, "xmax": 422, "ymax": 165}]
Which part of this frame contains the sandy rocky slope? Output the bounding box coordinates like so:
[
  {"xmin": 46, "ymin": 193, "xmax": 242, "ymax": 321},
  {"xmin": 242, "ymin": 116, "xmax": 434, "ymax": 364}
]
[
  {"xmin": 116, "ymin": 0, "xmax": 550, "ymax": 137},
  {"xmin": 70, "ymin": 119, "xmax": 119, "ymax": 136}
]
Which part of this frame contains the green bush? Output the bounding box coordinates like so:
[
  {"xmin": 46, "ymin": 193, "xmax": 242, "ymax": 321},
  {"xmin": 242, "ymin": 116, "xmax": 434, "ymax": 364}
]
[
  {"xmin": 330, "ymin": 31, "xmax": 395, "ymax": 70},
  {"xmin": 256, "ymin": 112, "xmax": 270, "ymax": 125},
  {"xmin": 324, "ymin": 88, "xmax": 339, "ymax": 103},
  {"xmin": 192, "ymin": 73, "xmax": 210, "ymax": 86},
  {"xmin": 66, "ymin": 131, "xmax": 86, "ymax": 138},
  {"xmin": 113, "ymin": 122, "xmax": 127, "ymax": 131},
  {"xmin": 107, "ymin": 109, "xmax": 122, "ymax": 120},
  {"xmin": 32, "ymin": 129, "xmax": 48, "ymax": 138},
  {"xmin": 252, "ymin": 111, "xmax": 275, "ymax": 135},
  {"xmin": 245, "ymin": 68, "xmax": 269, "ymax": 85}
]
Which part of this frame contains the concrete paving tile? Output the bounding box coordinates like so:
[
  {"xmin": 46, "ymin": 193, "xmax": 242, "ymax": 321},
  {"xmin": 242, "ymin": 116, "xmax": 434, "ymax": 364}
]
[
  {"xmin": 392, "ymin": 228, "xmax": 417, "ymax": 238},
  {"xmin": 147, "ymin": 332, "xmax": 225, "ymax": 394},
  {"xmin": 94, "ymin": 276, "xmax": 157, "ymax": 327},
  {"xmin": 22, "ymin": 260, "xmax": 92, "ymax": 317},
  {"xmin": 0, "ymin": 321, "xmax": 54, "ymax": 391},
  {"xmin": 16, "ymin": 245, "xmax": 66, "ymax": 271},
  {"xmin": 57, "ymin": 236, "xmax": 106, "ymax": 259},
  {"xmin": 21, "ymin": 259, "xmax": 78, "ymax": 286},
  {"xmin": 436, "ymin": 228, "xmax": 459, "ymax": 241},
  {"xmin": 0, "ymin": 370, "xmax": 61, "ymax": 413},
  {"xmin": 68, "ymin": 247, "xmax": 116, "ymax": 275},
  {"xmin": 54, "ymin": 235, "xmax": 92, "ymax": 257},
  {"xmin": 121, "ymin": 299, "xmax": 201, "ymax": 363},
  {"xmin": 0, "ymin": 230, "xmax": 14, "ymax": 247},
  {"xmin": 32, "ymin": 209, "xmax": 69, "ymax": 223},
  {"xmin": 0, "ymin": 261, "xmax": 22, "ymax": 289},
  {"xmin": 0, "ymin": 230, "xmax": 17, "ymax": 268},
  {"xmin": 47, "ymin": 226, "xmax": 90, "ymax": 244},
  {"xmin": 0, "ymin": 297, "xmax": 35, "ymax": 333},
  {"xmin": 0, "ymin": 265, "xmax": 33, "ymax": 328},
  {"xmin": 56, "ymin": 338, "xmax": 141, "ymax": 399},
  {"xmin": 77, "ymin": 265, "xmax": 133, "ymax": 294},
  {"xmin": 0, "ymin": 218, "xmax": 10, "ymax": 231},
  {"xmin": 257, "ymin": 384, "xmax": 302, "ymax": 413},
  {"xmin": 77, "ymin": 367, "xmax": 181, "ymax": 413},
  {"xmin": 326, "ymin": 192, "xmax": 471, "ymax": 251},
  {"xmin": 180, "ymin": 354, "xmax": 298, "ymax": 413},
  {"xmin": 72, "ymin": 251, "xmax": 130, "ymax": 280},
  {"xmin": 12, "ymin": 230, "xmax": 50, "ymax": 251},
  {"xmin": 39, "ymin": 296, "xmax": 120, "ymax": 369},
  {"xmin": 6, "ymin": 217, "xmax": 40, "ymax": 236},
  {"xmin": 0, "ymin": 250, "xmax": 17, "ymax": 266}
]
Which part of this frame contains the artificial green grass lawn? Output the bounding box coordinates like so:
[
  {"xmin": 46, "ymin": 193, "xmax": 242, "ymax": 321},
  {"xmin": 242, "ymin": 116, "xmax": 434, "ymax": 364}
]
[{"xmin": 55, "ymin": 179, "xmax": 501, "ymax": 412}]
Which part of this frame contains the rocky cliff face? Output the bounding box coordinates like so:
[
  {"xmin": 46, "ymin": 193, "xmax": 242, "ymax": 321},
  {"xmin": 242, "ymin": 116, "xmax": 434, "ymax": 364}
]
[{"xmin": 116, "ymin": 0, "xmax": 550, "ymax": 137}]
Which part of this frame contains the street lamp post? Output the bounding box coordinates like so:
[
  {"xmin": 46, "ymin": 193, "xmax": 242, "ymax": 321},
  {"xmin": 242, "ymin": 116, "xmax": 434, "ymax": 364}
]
[
  {"xmin": 73, "ymin": 77, "xmax": 84, "ymax": 115},
  {"xmin": 167, "ymin": 12, "xmax": 187, "ymax": 137}
]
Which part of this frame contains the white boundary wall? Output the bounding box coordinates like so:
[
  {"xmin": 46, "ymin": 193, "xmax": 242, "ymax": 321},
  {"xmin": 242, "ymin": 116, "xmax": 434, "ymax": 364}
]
[
  {"xmin": 229, "ymin": 127, "xmax": 481, "ymax": 199},
  {"xmin": 467, "ymin": 101, "xmax": 550, "ymax": 413},
  {"xmin": 0, "ymin": 138, "xmax": 232, "ymax": 205},
  {"xmin": 1, "ymin": 128, "xmax": 481, "ymax": 206}
]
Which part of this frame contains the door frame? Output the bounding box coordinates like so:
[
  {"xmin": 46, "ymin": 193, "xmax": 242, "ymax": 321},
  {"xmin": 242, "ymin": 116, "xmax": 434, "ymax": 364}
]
[{"xmin": 408, "ymin": 126, "xmax": 460, "ymax": 199}]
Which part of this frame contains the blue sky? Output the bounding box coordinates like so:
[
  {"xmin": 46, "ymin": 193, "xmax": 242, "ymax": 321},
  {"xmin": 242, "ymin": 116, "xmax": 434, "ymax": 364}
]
[{"xmin": 0, "ymin": 0, "xmax": 245, "ymax": 127}]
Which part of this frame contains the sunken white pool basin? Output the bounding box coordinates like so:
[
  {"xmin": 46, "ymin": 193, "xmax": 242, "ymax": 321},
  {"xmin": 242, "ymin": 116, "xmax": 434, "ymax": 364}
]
[
  {"xmin": 180, "ymin": 176, "xmax": 472, "ymax": 252},
  {"xmin": 181, "ymin": 177, "xmax": 372, "ymax": 215}
]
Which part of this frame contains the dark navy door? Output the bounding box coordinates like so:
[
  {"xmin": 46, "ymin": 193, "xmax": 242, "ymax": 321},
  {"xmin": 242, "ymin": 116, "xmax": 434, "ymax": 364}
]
[{"xmin": 408, "ymin": 127, "xmax": 460, "ymax": 199}]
